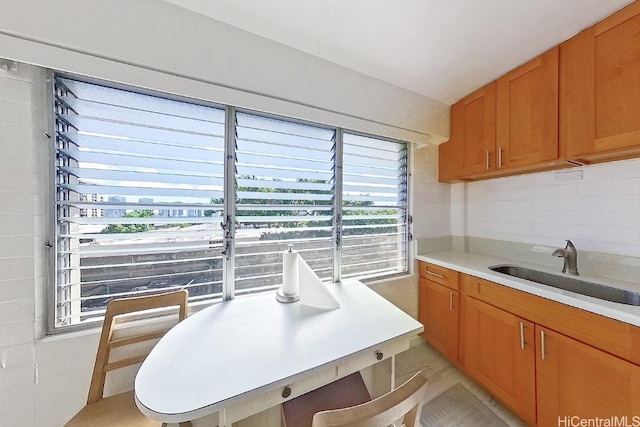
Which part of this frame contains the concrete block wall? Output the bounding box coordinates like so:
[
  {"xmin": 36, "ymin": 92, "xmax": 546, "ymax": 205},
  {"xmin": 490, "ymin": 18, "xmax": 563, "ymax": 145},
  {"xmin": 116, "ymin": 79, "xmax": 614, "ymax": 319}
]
[
  {"xmin": 0, "ymin": 62, "xmax": 46, "ymax": 425},
  {"xmin": 0, "ymin": 62, "xmax": 154, "ymax": 427}
]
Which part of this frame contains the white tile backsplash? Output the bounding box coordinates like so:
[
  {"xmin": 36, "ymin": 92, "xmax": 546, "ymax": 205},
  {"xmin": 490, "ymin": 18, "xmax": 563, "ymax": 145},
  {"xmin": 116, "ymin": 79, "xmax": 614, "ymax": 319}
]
[{"xmin": 462, "ymin": 159, "xmax": 640, "ymax": 259}]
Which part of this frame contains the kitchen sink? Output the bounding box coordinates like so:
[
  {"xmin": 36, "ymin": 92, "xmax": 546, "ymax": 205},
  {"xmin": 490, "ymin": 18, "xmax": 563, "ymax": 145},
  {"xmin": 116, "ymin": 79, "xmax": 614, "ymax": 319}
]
[{"xmin": 489, "ymin": 265, "xmax": 640, "ymax": 306}]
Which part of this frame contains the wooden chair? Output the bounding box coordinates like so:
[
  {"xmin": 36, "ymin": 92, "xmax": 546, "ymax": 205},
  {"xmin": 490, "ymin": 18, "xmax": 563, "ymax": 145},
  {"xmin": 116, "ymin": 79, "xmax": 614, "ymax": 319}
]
[
  {"xmin": 311, "ymin": 371, "xmax": 429, "ymax": 427},
  {"xmin": 65, "ymin": 290, "xmax": 189, "ymax": 427}
]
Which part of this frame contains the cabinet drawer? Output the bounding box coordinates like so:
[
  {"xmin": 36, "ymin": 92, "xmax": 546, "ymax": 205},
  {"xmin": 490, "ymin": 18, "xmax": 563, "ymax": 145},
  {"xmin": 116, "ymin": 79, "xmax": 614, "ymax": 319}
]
[
  {"xmin": 337, "ymin": 338, "xmax": 409, "ymax": 378},
  {"xmin": 223, "ymin": 364, "xmax": 338, "ymax": 424},
  {"xmin": 418, "ymin": 262, "xmax": 459, "ymax": 290}
]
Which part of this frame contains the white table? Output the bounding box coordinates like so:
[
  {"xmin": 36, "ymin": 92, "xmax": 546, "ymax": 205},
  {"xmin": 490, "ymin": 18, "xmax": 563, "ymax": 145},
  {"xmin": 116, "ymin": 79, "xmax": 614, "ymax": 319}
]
[{"xmin": 134, "ymin": 279, "xmax": 423, "ymax": 426}]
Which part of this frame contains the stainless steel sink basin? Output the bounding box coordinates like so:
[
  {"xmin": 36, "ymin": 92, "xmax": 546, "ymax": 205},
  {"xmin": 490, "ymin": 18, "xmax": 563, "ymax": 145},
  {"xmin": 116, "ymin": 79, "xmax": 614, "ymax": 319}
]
[{"xmin": 489, "ymin": 265, "xmax": 640, "ymax": 306}]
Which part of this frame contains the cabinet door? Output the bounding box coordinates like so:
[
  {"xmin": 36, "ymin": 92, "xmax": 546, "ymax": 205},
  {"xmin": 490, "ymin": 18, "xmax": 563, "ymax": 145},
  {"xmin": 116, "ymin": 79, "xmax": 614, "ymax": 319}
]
[
  {"xmin": 564, "ymin": 2, "xmax": 640, "ymax": 160},
  {"xmin": 536, "ymin": 326, "xmax": 640, "ymax": 427},
  {"xmin": 419, "ymin": 278, "xmax": 459, "ymax": 362},
  {"xmin": 454, "ymin": 83, "xmax": 496, "ymax": 176},
  {"xmin": 497, "ymin": 47, "xmax": 559, "ymax": 169},
  {"xmin": 464, "ymin": 297, "xmax": 536, "ymax": 426},
  {"xmin": 438, "ymin": 141, "xmax": 456, "ymax": 183}
]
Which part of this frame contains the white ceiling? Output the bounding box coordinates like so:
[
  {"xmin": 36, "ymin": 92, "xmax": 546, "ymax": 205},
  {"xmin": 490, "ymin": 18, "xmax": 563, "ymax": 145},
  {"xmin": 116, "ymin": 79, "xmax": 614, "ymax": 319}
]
[{"xmin": 163, "ymin": 0, "xmax": 633, "ymax": 105}]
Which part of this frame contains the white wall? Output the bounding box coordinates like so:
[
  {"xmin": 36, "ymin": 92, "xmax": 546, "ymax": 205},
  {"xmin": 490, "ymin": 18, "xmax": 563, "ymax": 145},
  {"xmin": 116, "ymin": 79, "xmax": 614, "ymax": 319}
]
[
  {"xmin": 0, "ymin": 62, "xmax": 107, "ymax": 427},
  {"xmin": 453, "ymin": 160, "xmax": 640, "ymax": 258},
  {"xmin": 412, "ymin": 145, "xmax": 451, "ymax": 241},
  {"xmin": 0, "ymin": 63, "xmax": 43, "ymax": 425},
  {"xmin": 0, "ymin": 0, "xmax": 449, "ymax": 145},
  {"xmin": 0, "ymin": 63, "xmax": 98, "ymax": 426}
]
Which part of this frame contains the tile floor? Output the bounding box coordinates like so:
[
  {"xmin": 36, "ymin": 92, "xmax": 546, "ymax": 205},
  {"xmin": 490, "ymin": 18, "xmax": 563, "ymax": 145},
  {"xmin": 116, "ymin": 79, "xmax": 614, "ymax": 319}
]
[{"xmin": 395, "ymin": 339, "xmax": 528, "ymax": 427}]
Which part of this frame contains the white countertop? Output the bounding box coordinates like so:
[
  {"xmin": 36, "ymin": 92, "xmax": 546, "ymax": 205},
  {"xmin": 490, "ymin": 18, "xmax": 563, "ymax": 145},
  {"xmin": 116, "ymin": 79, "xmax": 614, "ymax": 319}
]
[
  {"xmin": 134, "ymin": 279, "xmax": 423, "ymax": 423},
  {"xmin": 416, "ymin": 251, "xmax": 640, "ymax": 327}
]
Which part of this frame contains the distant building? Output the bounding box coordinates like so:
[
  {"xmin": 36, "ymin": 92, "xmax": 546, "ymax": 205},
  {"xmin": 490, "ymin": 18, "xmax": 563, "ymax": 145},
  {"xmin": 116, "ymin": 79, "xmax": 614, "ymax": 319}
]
[
  {"xmin": 105, "ymin": 196, "xmax": 126, "ymax": 218},
  {"xmin": 79, "ymin": 193, "xmax": 105, "ymax": 217},
  {"xmin": 138, "ymin": 198, "xmax": 156, "ymax": 215}
]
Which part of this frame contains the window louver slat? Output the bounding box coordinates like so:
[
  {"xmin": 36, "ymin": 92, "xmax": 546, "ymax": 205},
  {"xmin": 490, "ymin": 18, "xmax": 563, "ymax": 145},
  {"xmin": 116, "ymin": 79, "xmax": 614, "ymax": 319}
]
[
  {"xmin": 54, "ymin": 77, "xmax": 226, "ymax": 326},
  {"xmin": 341, "ymin": 133, "xmax": 408, "ymax": 279},
  {"xmin": 52, "ymin": 74, "xmax": 410, "ymax": 331},
  {"xmin": 234, "ymin": 112, "xmax": 336, "ymax": 290}
]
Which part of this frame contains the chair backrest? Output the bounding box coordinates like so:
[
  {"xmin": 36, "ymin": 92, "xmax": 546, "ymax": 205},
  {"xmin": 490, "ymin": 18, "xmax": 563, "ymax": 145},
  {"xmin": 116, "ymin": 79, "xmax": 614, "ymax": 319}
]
[
  {"xmin": 311, "ymin": 371, "xmax": 429, "ymax": 427},
  {"xmin": 87, "ymin": 290, "xmax": 189, "ymax": 404}
]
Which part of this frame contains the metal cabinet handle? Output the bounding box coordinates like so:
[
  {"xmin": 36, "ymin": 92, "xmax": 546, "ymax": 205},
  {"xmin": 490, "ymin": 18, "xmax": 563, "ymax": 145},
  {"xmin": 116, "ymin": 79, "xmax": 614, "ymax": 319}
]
[
  {"xmin": 426, "ymin": 270, "xmax": 445, "ymax": 279},
  {"xmin": 375, "ymin": 351, "xmax": 384, "ymax": 361},
  {"xmin": 540, "ymin": 330, "xmax": 546, "ymax": 360},
  {"xmin": 498, "ymin": 147, "xmax": 503, "ymax": 168},
  {"xmin": 449, "ymin": 292, "xmax": 453, "ymax": 311},
  {"xmin": 519, "ymin": 322, "xmax": 525, "ymax": 350},
  {"xmin": 485, "ymin": 150, "xmax": 491, "ymax": 170}
]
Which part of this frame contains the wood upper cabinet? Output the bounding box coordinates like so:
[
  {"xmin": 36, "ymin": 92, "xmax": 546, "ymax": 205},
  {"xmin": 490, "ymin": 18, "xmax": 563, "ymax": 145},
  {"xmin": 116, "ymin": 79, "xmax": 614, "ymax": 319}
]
[
  {"xmin": 438, "ymin": 140, "xmax": 456, "ymax": 182},
  {"xmin": 438, "ymin": 99, "xmax": 463, "ymax": 182},
  {"xmin": 563, "ymin": 1, "xmax": 640, "ymax": 162},
  {"xmin": 497, "ymin": 47, "xmax": 559, "ymax": 169},
  {"xmin": 536, "ymin": 326, "xmax": 640, "ymax": 427},
  {"xmin": 463, "ymin": 297, "xmax": 537, "ymax": 426},
  {"xmin": 450, "ymin": 48, "xmax": 562, "ymax": 180},
  {"xmin": 453, "ymin": 83, "xmax": 497, "ymax": 176}
]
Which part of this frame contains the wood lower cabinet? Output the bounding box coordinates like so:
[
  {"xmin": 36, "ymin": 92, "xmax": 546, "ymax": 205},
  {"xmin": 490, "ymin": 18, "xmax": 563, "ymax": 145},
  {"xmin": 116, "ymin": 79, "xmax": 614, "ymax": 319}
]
[
  {"xmin": 418, "ymin": 262, "xmax": 460, "ymax": 362},
  {"xmin": 536, "ymin": 326, "xmax": 640, "ymax": 427},
  {"xmin": 418, "ymin": 264, "xmax": 640, "ymax": 426},
  {"xmin": 419, "ymin": 278, "xmax": 459, "ymax": 362},
  {"xmin": 463, "ymin": 297, "xmax": 536, "ymax": 426},
  {"xmin": 563, "ymin": 1, "xmax": 640, "ymax": 163}
]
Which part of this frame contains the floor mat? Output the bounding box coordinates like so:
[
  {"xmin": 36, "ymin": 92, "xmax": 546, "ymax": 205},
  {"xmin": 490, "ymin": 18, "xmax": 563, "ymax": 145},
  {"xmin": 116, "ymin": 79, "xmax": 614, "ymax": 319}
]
[{"xmin": 421, "ymin": 383, "xmax": 510, "ymax": 427}]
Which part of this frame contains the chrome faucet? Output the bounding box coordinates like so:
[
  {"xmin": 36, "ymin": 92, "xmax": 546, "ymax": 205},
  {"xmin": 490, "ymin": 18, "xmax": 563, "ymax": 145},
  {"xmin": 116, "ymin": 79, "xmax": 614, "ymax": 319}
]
[{"xmin": 552, "ymin": 240, "xmax": 579, "ymax": 276}]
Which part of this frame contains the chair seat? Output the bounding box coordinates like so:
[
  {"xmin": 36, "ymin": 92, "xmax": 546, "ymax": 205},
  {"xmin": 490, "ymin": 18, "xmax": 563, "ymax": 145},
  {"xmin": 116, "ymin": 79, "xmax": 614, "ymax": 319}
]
[
  {"xmin": 65, "ymin": 390, "xmax": 161, "ymax": 427},
  {"xmin": 282, "ymin": 372, "xmax": 371, "ymax": 427}
]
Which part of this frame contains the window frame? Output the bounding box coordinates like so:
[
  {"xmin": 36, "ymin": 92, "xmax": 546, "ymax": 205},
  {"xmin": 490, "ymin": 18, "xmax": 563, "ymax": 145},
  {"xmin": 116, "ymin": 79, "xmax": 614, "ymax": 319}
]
[{"xmin": 47, "ymin": 71, "xmax": 412, "ymax": 333}]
